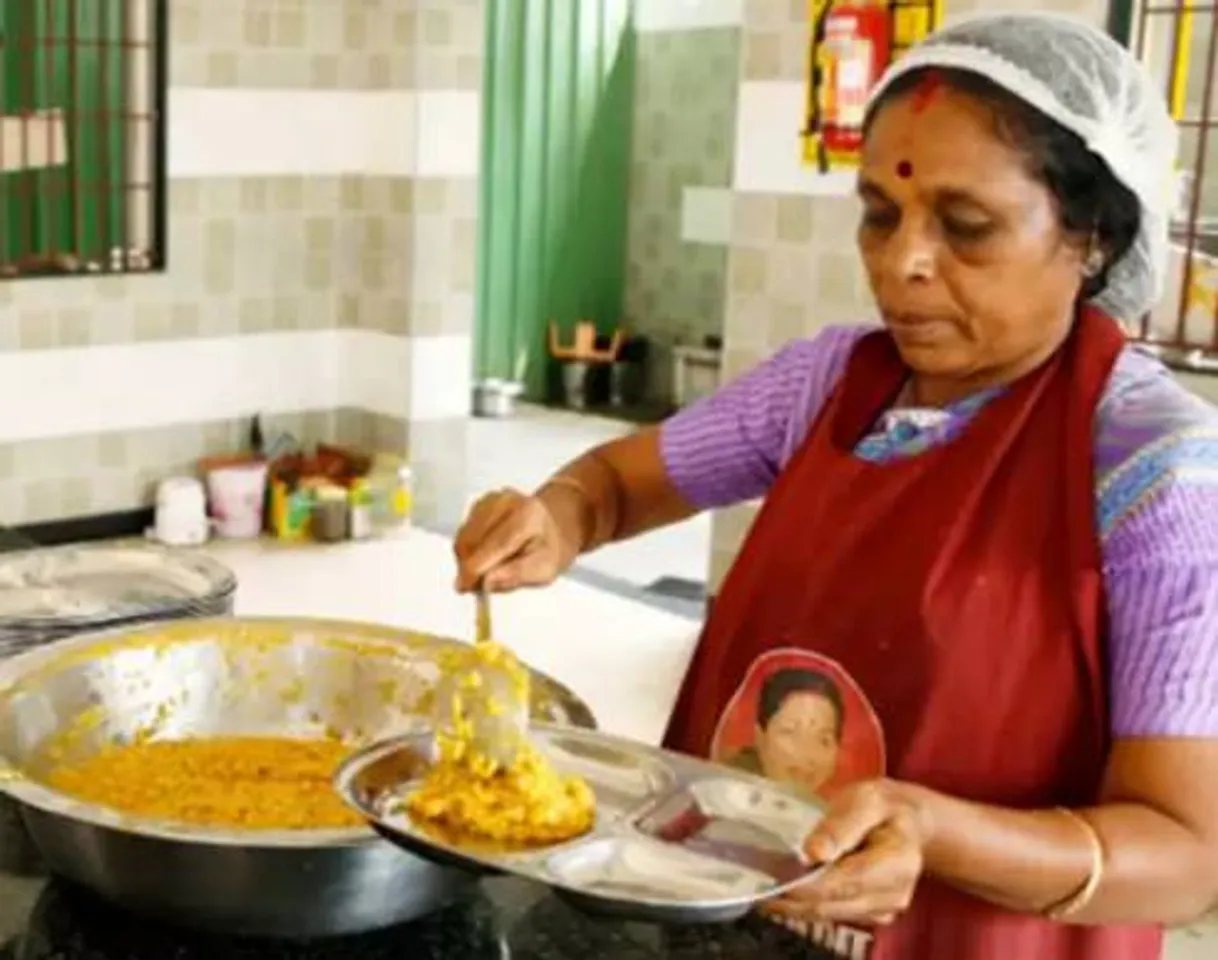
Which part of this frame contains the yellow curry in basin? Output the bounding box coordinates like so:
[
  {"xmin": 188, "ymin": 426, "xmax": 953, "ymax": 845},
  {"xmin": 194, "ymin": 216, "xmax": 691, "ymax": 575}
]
[
  {"xmin": 46, "ymin": 736, "xmax": 363, "ymax": 830},
  {"xmin": 41, "ymin": 638, "xmax": 595, "ymax": 842}
]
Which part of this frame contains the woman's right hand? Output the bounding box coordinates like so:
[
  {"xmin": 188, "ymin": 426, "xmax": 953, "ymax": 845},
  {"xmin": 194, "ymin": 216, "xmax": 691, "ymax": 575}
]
[{"xmin": 452, "ymin": 488, "xmax": 580, "ymax": 593}]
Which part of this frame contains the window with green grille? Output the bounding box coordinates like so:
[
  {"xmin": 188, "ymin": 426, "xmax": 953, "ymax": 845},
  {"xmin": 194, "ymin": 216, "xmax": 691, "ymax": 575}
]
[
  {"xmin": 0, "ymin": 0, "xmax": 165, "ymax": 279},
  {"xmin": 1110, "ymin": 0, "xmax": 1218, "ymax": 364}
]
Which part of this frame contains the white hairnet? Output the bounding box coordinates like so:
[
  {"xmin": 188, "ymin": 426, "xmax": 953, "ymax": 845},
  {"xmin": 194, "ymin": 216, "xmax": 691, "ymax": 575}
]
[{"xmin": 867, "ymin": 13, "xmax": 1178, "ymax": 323}]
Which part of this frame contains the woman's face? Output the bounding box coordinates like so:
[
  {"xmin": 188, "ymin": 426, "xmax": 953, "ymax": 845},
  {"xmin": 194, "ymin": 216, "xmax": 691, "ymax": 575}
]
[
  {"xmin": 756, "ymin": 691, "xmax": 841, "ymax": 795},
  {"xmin": 857, "ymin": 84, "xmax": 1089, "ymax": 398}
]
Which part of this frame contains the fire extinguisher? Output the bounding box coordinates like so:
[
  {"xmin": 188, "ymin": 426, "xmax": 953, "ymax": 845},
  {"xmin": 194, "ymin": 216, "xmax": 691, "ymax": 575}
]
[{"xmin": 809, "ymin": 0, "xmax": 892, "ymax": 171}]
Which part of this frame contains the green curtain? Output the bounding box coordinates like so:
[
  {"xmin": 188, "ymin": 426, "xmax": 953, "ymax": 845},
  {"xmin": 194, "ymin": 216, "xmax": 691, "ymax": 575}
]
[
  {"xmin": 475, "ymin": 0, "xmax": 636, "ymax": 400},
  {"xmin": 0, "ymin": 0, "xmax": 127, "ymax": 265}
]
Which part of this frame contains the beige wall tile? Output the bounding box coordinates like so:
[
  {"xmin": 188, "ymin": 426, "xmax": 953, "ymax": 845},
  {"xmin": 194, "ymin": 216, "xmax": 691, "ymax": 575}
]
[
  {"xmin": 765, "ymin": 245, "xmax": 816, "ymax": 302},
  {"xmin": 721, "ymin": 344, "xmax": 770, "ymax": 382},
  {"xmin": 775, "ymin": 196, "xmax": 814, "ymax": 245},
  {"xmin": 742, "ymin": 0, "xmax": 795, "ymax": 32},
  {"xmin": 0, "ymin": 175, "xmax": 427, "ymax": 351},
  {"xmin": 408, "ymin": 176, "xmax": 480, "ymax": 337},
  {"xmin": 732, "ymin": 193, "xmax": 779, "ymax": 246},
  {"xmin": 407, "ymin": 416, "xmax": 471, "ymax": 527},
  {"xmin": 740, "ymin": 0, "xmax": 808, "ymax": 81},
  {"xmin": 722, "ymin": 192, "xmax": 871, "ymax": 361},
  {"xmin": 743, "ymin": 31, "xmax": 784, "ymax": 80},
  {"xmin": 169, "ymin": 0, "xmax": 417, "ymax": 91},
  {"xmin": 727, "ymin": 246, "xmax": 770, "ymax": 297},
  {"xmin": 0, "ymin": 409, "xmax": 375, "ymax": 524},
  {"xmin": 626, "ymin": 27, "xmax": 740, "ymax": 404},
  {"xmin": 725, "ymin": 295, "xmax": 777, "ymax": 353},
  {"xmin": 413, "ymin": 0, "xmax": 485, "ymax": 90}
]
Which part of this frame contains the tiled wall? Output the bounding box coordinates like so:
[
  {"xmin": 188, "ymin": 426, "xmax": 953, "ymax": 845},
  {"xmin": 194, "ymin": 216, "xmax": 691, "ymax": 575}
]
[
  {"xmin": 0, "ymin": 0, "xmax": 484, "ymax": 529},
  {"xmin": 624, "ymin": 6, "xmax": 741, "ymax": 404},
  {"xmin": 706, "ymin": 0, "xmax": 1111, "ymax": 590},
  {"xmin": 170, "ymin": 2, "xmax": 417, "ymax": 89}
]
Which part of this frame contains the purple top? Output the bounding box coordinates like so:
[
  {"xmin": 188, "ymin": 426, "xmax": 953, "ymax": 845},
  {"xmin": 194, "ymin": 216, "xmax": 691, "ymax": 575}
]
[{"xmin": 662, "ymin": 325, "xmax": 1218, "ymax": 739}]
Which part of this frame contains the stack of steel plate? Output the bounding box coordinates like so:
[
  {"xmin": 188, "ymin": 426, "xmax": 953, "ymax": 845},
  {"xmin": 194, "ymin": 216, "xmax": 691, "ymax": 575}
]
[{"xmin": 0, "ymin": 543, "xmax": 237, "ymax": 660}]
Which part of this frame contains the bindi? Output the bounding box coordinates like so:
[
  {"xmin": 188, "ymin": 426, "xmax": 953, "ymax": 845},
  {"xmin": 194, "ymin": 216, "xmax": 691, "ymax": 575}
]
[{"xmin": 896, "ymin": 160, "xmax": 913, "ymax": 178}]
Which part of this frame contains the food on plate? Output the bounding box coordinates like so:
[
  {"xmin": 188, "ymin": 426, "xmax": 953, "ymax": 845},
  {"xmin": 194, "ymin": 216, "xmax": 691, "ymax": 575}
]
[
  {"xmin": 46, "ymin": 736, "xmax": 363, "ymax": 830},
  {"xmin": 404, "ymin": 641, "xmax": 596, "ymax": 849}
]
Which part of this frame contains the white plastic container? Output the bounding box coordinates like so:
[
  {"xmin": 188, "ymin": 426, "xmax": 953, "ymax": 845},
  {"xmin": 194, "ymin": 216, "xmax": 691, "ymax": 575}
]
[
  {"xmin": 150, "ymin": 476, "xmax": 209, "ymax": 547},
  {"xmin": 206, "ymin": 462, "xmax": 269, "ymax": 539}
]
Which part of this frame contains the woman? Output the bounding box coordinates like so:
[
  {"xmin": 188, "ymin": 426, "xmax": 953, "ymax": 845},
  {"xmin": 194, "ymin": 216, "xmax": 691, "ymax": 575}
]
[
  {"xmin": 728, "ymin": 666, "xmax": 845, "ymax": 798},
  {"xmin": 453, "ymin": 13, "xmax": 1218, "ymax": 960}
]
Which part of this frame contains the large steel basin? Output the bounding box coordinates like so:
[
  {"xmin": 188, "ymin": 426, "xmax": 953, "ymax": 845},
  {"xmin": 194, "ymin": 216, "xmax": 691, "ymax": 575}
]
[{"xmin": 0, "ymin": 616, "xmax": 595, "ymax": 937}]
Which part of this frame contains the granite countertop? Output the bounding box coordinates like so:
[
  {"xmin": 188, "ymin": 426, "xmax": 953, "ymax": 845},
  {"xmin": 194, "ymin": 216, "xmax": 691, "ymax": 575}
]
[{"xmin": 0, "ymin": 865, "xmax": 813, "ymax": 959}]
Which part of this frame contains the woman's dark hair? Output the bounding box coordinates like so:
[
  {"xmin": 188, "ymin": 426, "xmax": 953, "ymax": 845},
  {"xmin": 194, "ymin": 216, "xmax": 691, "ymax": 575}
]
[
  {"xmin": 866, "ymin": 67, "xmax": 1141, "ymax": 301},
  {"xmin": 757, "ymin": 668, "xmax": 845, "ymax": 739}
]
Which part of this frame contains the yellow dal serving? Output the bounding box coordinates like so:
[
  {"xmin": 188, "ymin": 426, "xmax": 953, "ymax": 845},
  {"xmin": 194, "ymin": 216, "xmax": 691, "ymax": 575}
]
[{"xmin": 404, "ymin": 641, "xmax": 596, "ymax": 849}]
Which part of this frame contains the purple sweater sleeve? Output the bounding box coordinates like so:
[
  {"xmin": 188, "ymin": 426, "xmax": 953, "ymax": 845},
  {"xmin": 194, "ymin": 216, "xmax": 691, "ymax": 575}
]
[
  {"xmin": 659, "ymin": 326, "xmax": 864, "ymax": 509},
  {"xmin": 1104, "ymin": 485, "xmax": 1218, "ymax": 737}
]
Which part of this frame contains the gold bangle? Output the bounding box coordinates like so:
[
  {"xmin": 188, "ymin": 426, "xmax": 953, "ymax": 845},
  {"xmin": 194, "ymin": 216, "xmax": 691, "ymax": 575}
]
[{"xmin": 1045, "ymin": 807, "xmax": 1106, "ymax": 921}]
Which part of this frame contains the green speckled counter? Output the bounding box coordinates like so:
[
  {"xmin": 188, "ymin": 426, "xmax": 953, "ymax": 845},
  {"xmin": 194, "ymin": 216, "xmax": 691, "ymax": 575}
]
[{"xmin": 0, "ymin": 864, "xmax": 817, "ymax": 959}]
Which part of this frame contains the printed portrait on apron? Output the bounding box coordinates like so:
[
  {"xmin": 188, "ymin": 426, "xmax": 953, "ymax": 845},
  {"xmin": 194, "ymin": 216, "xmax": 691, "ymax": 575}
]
[
  {"xmin": 706, "ymin": 649, "xmax": 889, "ymax": 958},
  {"xmin": 710, "ymin": 648, "xmax": 887, "ymax": 800}
]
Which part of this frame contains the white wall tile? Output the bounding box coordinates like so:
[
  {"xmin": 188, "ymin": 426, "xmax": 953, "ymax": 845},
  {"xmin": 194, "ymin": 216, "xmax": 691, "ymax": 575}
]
[
  {"xmin": 680, "ymin": 186, "xmax": 733, "ymax": 244},
  {"xmin": 0, "ymin": 332, "xmax": 341, "ymax": 443},
  {"xmin": 342, "ymin": 330, "xmax": 412, "ymax": 421},
  {"xmin": 0, "ymin": 331, "xmax": 469, "ymax": 443},
  {"xmin": 413, "ymin": 91, "xmax": 481, "ymax": 178},
  {"xmin": 168, "ymin": 88, "xmax": 471, "ymax": 179},
  {"xmin": 732, "ymin": 81, "xmax": 856, "ymax": 197},
  {"xmin": 635, "ymin": 0, "xmax": 743, "ymax": 32},
  {"xmin": 366, "ymin": 90, "xmax": 420, "ymax": 177},
  {"xmin": 343, "ymin": 330, "xmax": 473, "ymax": 422},
  {"xmin": 408, "ymin": 334, "xmax": 474, "ymax": 420},
  {"xmin": 168, "ymin": 90, "xmax": 397, "ymax": 177}
]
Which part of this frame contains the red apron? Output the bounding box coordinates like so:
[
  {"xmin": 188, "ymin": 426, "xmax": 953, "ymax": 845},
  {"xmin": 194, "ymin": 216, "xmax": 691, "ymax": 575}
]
[{"xmin": 662, "ymin": 308, "xmax": 1162, "ymax": 960}]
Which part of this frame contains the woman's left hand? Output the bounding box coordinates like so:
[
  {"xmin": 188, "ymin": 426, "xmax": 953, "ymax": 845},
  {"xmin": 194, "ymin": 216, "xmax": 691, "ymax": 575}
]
[{"xmin": 767, "ymin": 780, "xmax": 934, "ymax": 927}]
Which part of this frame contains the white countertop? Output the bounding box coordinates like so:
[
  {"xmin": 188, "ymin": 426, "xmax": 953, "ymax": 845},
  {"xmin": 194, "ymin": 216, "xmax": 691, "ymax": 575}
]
[{"xmin": 197, "ymin": 528, "xmax": 701, "ymax": 746}]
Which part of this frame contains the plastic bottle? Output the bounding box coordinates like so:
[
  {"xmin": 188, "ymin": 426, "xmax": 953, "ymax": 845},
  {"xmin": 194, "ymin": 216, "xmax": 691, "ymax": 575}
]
[{"xmin": 348, "ymin": 479, "xmax": 374, "ymax": 540}]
